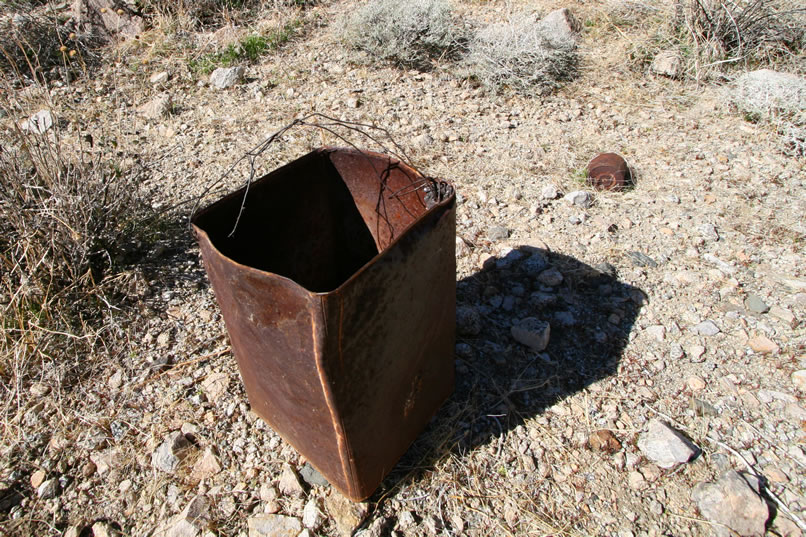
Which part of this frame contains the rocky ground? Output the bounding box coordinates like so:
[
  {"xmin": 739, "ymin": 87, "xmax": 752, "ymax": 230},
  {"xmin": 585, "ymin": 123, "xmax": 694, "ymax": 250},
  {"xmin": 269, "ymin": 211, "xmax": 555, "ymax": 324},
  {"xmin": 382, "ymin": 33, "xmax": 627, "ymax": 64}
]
[{"xmin": 1, "ymin": 1, "xmax": 805, "ymax": 536}]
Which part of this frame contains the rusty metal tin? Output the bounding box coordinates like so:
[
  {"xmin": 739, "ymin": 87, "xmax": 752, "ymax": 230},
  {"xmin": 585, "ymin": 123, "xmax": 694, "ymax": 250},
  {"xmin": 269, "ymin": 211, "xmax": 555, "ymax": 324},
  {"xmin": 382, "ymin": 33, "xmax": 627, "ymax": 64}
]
[
  {"xmin": 191, "ymin": 148, "xmax": 456, "ymax": 501},
  {"xmin": 586, "ymin": 153, "xmax": 631, "ymax": 191}
]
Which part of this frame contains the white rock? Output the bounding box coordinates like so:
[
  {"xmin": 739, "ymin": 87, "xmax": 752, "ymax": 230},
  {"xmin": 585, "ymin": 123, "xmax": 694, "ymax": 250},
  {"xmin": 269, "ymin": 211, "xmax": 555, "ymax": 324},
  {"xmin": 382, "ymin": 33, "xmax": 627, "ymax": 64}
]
[
  {"xmin": 511, "ymin": 318, "xmax": 551, "ymax": 352},
  {"xmin": 792, "ymin": 370, "xmax": 806, "ymax": 390},
  {"xmin": 277, "ymin": 463, "xmax": 304, "ymax": 497},
  {"xmin": 692, "ymin": 470, "xmax": 769, "ymax": 537},
  {"xmin": 645, "ymin": 325, "xmax": 666, "ymax": 342},
  {"xmin": 541, "ymin": 184, "xmax": 560, "ymax": 200},
  {"xmin": 21, "ymin": 110, "xmax": 54, "ymax": 134},
  {"xmin": 191, "ymin": 449, "xmax": 222, "ymax": 480},
  {"xmin": 201, "ymin": 372, "xmax": 229, "ymax": 404},
  {"xmin": 536, "ymin": 8, "xmax": 580, "ymax": 48},
  {"xmin": 152, "ymin": 431, "xmax": 191, "ymax": 473},
  {"xmin": 150, "ymin": 71, "xmax": 169, "ymax": 84},
  {"xmin": 537, "ymin": 267, "xmax": 563, "ymax": 287},
  {"xmin": 154, "ymin": 495, "xmax": 210, "ymax": 537},
  {"xmin": 139, "ymin": 94, "xmax": 172, "ymax": 120},
  {"xmin": 210, "ymin": 66, "xmax": 244, "ymax": 89},
  {"xmin": 248, "ymin": 514, "xmax": 302, "ymax": 537},
  {"xmin": 692, "ymin": 320, "xmax": 720, "ymax": 336},
  {"xmin": 637, "ymin": 419, "xmax": 699, "ymax": 469},
  {"xmin": 37, "ymin": 478, "xmax": 59, "ymax": 499},
  {"xmin": 564, "ymin": 190, "xmax": 593, "ymax": 208},
  {"xmin": 651, "ymin": 48, "xmax": 682, "ymax": 78},
  {"xmin": 302, "ymin": 498, "xmax": 322, "ymax": 530}
]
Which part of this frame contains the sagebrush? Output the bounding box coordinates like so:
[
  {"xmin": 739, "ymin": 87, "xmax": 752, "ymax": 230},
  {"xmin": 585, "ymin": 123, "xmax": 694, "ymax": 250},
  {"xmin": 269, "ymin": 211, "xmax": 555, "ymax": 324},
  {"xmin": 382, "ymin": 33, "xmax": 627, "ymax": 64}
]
[{"xmin": 344, "ymin": 0, "xmax": 465, "ymax": 69}]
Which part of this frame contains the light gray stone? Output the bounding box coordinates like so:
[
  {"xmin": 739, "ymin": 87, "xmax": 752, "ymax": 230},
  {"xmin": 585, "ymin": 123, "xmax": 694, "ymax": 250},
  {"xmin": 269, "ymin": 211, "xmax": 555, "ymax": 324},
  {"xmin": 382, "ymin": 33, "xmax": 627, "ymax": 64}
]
[
  {"xmin": 21, "ymin": 110, "xmax": 54, "ymax": 134},
  {"xmin": 302, "ymin": 498, "xmax": 322, "ymax": 530},
  {"xmin": 637, "ymin": 419, "xmax": 699, "ymax": 469},
  {"xmin": 37, "ymin": 478, "xmax": 59, "ymax": 499},
  {"xmin": 152, "ymin": 431, "xmax": 191, "ymax": 473},
  {"xmin": 248, "ymin": 514, "xmax": 302, "ymax": 537},
  {"xmin": 139, "ymin": 94, "xmax": 172, "ymax": 120},
  {"xmin": 692, "ymin": 320, "xmax": 720, "ymax": 336},
  {"xmin": 456, "ymin": 306, "xmax": 482, "ymax": 337},
  {"xmin": 277, "ymin": 463, "xmax": 304, "ymax": 497},
  {"xmin": 541, "ymin": 184, "xmax": 560, "ymax": 200},
  {"xmin": 537, "ymin": 267, "xmax": 563, "ymax": 287},
  {"xmin": 536, "ymin": 8, "xmax": 580, "ymax": 48},
  {"xmin": 651, "ymin": 48, "xmax": 682, "ymax": 78},
  {"xmin": 150, "ymin": 71, "xmax": 169, "ymax": 85},
  {"xmin": 511, "ymin": 318, "xmax": 551, "ymax": 352},
  {"xmin": 564, "ymin": 190, "xmax": 593, "ymax": 208},
  {"xmin": 210, "ymin": 66, "xmax": 244, "ymax": 89},
  {"xmin": 487, "ymin": 225, "xmax": 509, "ymax": 241},
  {"xmin": 744, "ymin": 294, "xmax": 769, "ymax": 313},
  {"xmin": 793, "ymin": 370, "xmax": 806, "ymax": 389},
  {"xmin": 692, "ymin": 470, "xmax": 769, "ymax": 537},
  {"xmin": 699, "ymin": 223, "xmax": 719, "ymax": 241}
]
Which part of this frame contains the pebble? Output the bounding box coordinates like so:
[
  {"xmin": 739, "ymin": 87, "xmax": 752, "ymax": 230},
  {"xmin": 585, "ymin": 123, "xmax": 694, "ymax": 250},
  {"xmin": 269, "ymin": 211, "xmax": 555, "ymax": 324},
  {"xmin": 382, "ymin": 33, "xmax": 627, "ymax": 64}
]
[
  {"xmin": 645, "ymin": 325, "xmax": 666, "ymax": 342},
  {"xmin": 209, "ymin": 66, "xmax": 244, "ymax": 89},
  {"xmin": 37, "ymin": 478, "xmax": 59, "ymax": 499},
  {"xmin": 191, "ymin": 449, "xmax": 222, "ymax": 480},
  {"xmin": 687, "ymin": 344, "xmax": 706, "ymax": 362},
  {"xmin": 769, "ymin": 305, "xmax": 798, "ymax": 328},
  {"xmin": 792, "ymin": 370, "xmax": 806, "ymax": 389},
  {"xmin": 637, "ymin": 419, "xmax": 699, "ymax": 469},
  {"xmin": 456, "ymin": 305, "xmax": 482, "ymax": 337},
  {"xmin": 30, "ymin": 469, "xmax": 46, "ymax": 488},
  {"xmin": 747, "ymin": 335, "xmax": 779, "ymax": 354},
  {"xmin": 487, "ymin": 225, "xmax": 509, "ymax": 241},
  {"xmin": 150, "ymin": 71, "xmax": 169, "ymax": 84},
  {"xmin": 302, "ymin": 498, "xmax": 322, "ymax": 530},
  {"xmin": 537, "ymin": 267, "xmax": 563, "ymax": 286},
  {"xmin": 91, "ymin": 522, "xmax": 119, "ymax": 537},
  {"xmin": 692, "ymin": 320, "xmax": 720, "ymax": 336},
  {"xmin": 346, "ymin": 97, "xmax": 359, "ymax": 108},
  {"xmin": 588, "ymin": 430, "xmax": 622, "ymax": 453},
  {"xmin": 138, "ymin": 93, "xmax": 172, "ymax": 120},
  {"xmin": 744, "ymin": 294, "xmax": 769, "ymax": 313},
  {"xmin": 564, "ymin": 190, "xmax": 593, "ymax": 208},
  {"xmin": 21, "ymin": 109, "xmax": 54, "ymax": 134},
  {"xmin": 511, "ymin": 318, "xmax": 551, "ymax": 352},
  {"xmin": 325, "ymin": 491, "xmax": 369, "ymax": 537},
  {"xmin": 278, "ymin": 463, "xmax": 305, "ymax": 497},
  {"xmin": 248, "ymin": 514, "xmax": 302, "ymax": 537},
  {"xmin": 692, "ymin": 470, "xmax": 768, "ymax": 537},
  {"xmin": 541, "ymin": 184, "xmax": 560, "ymax": 199},
  {"xmin": 628, "ymin": 471, "xmax": 646, "ymax": 490},
  {"xmin": 152, "ymin": 431, "xmax": 191, "ymax": 473},
  {"xmin": 299, "ymin": 462, "xmax": 328, "ymax": 487},
  {"xmin": 687, "ymin": 376, "xmax": 706, "ymax": 391},
  {"xmin": 201, "ymin": 372, "xmax": 229, "ymax": 404},
  {"xmin": 699, "ymin": 223, "xmax": 720, "ymax": 241}
]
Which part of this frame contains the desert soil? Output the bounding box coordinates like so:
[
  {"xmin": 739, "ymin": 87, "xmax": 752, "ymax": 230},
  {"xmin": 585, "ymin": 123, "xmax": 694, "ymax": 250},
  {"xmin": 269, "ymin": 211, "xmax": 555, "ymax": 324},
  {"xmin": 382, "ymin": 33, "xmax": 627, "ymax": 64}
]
[{"xmin": 2, "ymin": 1, "xmax": 805, "ymax": 537}]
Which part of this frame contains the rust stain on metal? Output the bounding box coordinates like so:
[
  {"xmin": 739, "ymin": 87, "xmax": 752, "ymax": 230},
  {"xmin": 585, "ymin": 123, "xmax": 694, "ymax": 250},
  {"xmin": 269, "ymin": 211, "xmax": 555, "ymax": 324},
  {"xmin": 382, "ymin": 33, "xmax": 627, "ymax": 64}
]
[
  {"xmin": 192, "ymin": 147, "xmax": 456, "ymax": 501},
  {"xmin": 587, "ymin": 153, "xmax": 631, "ymax": 191}
]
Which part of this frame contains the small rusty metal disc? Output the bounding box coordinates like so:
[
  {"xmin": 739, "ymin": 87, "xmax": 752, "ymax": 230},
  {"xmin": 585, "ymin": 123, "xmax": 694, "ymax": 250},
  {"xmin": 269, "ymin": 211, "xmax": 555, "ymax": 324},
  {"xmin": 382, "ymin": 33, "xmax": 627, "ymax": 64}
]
[{"xmin": 587, "ymin": 153, "xmax": 631, "ymax": 191}]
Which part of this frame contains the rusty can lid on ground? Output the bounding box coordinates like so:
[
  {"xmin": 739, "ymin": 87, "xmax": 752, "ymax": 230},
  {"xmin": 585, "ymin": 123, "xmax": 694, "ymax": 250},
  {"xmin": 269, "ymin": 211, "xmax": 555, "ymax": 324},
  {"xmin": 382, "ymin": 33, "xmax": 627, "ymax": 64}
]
[{"xmin": 586, "ymin": 153, "xmax": 631, "ymax": 191}]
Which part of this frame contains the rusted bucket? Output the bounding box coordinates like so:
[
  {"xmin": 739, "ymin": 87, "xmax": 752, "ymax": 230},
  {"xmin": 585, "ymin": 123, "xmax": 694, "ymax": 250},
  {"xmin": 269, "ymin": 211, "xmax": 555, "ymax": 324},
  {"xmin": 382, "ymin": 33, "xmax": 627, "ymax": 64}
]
[{"xmin": 191, "ymin": 147, "xmax": 456, "ymax": 501}]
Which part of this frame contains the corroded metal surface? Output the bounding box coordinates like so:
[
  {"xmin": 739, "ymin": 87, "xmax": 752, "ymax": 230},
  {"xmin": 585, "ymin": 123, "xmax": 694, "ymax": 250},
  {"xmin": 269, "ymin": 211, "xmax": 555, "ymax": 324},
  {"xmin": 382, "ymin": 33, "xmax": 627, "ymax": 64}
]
[
  {"xmin": 192, "ymin": 148, "xmax": 456, "ymax": 501},
  {"xmin": 587, "ymin": 153, "xmax": 631, "ymax": 191}
]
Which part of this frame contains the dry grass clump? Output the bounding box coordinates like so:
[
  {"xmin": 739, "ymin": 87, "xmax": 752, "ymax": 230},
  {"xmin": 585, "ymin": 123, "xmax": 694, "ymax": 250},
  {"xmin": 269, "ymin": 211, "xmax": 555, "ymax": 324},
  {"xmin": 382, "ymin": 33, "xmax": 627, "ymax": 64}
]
[
  {"xmin": 0, "ymin": 94, "xmax": 153, "ymax": 454},
  {"xmin": 623, "ymin": 0, "xmax": 805, "ymax": 79},
  {"xmin": 344, "ymin": 0, "xmax": 466, "ymax": 69},
  {"xmin": 0, "ymin": 10, "xmax": 100, "ymax": 82},
  {"xmin": 685, "ymin": 0, "xmax": 805, "ymax": 71},
  {"xmin": 464, "ymin": 12, "xmax": 579, "ymax": 95},
  {"xmin": 138, "ymin": 0, "xmax": 315, "ymax": 28}
]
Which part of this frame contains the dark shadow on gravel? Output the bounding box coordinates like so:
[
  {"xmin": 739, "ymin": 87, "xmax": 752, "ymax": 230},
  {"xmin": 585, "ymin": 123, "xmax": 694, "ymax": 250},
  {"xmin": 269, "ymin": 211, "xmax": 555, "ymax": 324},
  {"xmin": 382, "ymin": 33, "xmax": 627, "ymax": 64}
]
[{"xmin": 372, "ymin": 245, "xmax": 645, "ymax": 505}]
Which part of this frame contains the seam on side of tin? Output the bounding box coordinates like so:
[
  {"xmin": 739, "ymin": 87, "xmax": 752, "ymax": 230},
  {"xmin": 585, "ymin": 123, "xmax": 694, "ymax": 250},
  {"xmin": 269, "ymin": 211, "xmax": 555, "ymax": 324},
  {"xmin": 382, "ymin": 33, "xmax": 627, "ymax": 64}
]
[{"xmin": 313, "ymin": 294, "xmax": 357, "ymax": 499}]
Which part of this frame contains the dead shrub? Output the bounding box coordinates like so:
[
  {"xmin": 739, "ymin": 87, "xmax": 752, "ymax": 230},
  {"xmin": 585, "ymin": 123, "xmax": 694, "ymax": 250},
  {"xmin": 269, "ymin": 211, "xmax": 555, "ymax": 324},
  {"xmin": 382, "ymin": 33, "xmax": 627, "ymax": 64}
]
[
  {"xmin": 685, "ymin": 0, "xmax": 805, "ymax": 70},
  {"xmin": 464, "ymin": 12, "xmax": 579, "ymax": 95},
  {"xmin": 343, "ymin": 0, "xmax": 466, "ymax": 69},
  {"xmin": 0, "ymin": 9, "xmax": 102, "ymax": 82}
]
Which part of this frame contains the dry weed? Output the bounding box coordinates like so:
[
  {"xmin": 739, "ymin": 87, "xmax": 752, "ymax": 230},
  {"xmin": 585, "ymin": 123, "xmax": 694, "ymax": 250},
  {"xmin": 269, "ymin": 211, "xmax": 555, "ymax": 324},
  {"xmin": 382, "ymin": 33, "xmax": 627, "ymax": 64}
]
[
  {"xmin": 464, "ymin": 11, "xmax": 579, "ymax": 95},
  {"xmin": 343, "ymin": 0, "xmax": 466, "ymax": 69}
]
